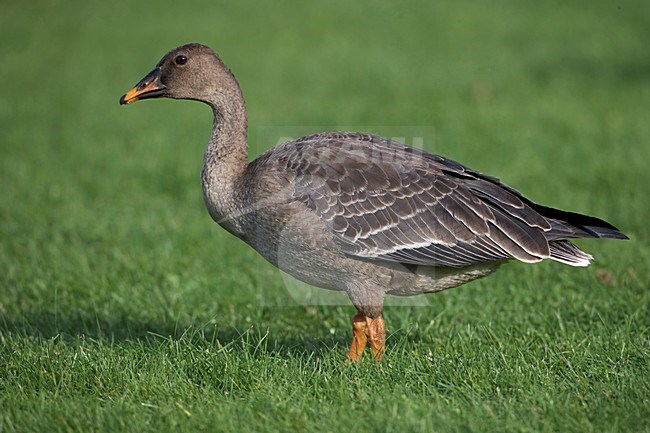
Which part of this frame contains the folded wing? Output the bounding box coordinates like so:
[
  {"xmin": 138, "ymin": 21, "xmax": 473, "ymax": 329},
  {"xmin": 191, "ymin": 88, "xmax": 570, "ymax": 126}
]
[{"xmin": 269, "ymin": 132, "xmax": 622, "ymax": 268}]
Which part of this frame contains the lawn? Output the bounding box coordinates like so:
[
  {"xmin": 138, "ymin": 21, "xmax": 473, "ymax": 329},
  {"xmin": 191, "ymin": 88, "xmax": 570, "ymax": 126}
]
[{"xmin": 1, "ymin": 0, "xmax": 649, "ymax": 432}]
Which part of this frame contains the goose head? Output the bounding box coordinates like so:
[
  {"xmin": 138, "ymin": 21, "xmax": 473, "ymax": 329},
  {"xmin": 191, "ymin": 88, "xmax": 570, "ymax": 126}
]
[{"xmin": 119, "ymin": 43, "xmax": 237, "ymax": 105}]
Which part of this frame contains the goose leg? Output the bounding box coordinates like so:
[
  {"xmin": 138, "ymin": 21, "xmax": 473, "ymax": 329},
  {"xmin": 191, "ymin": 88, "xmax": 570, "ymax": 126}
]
[
  {"xmin": 348, "ymin": 312, "xmax": 368, "ymax": 361},
  {"xmin": 366, "ymin": 314, "xmax": 386, "ymax": 359},
  {"xmin": 347, "ymin": 312, "xmax": 385, "ymax": 362}
]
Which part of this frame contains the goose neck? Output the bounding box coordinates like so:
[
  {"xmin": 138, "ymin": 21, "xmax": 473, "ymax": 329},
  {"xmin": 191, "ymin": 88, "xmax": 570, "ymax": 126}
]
[{"xmin": 201, "ymin": 90, "xmax": 248, "ymax": 230}]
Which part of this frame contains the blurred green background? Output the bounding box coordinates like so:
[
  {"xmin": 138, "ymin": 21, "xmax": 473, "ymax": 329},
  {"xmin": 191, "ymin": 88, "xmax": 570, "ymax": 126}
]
[{"xmin": 1, "ymin": 0, "xmax": 648, "ymax": 432}]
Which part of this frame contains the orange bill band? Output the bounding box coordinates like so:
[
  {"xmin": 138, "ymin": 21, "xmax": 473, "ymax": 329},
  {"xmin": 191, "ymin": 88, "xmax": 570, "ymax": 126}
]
[{"xmin": 119, "ymin": 68, "xmax": 165, "ymax": 105}]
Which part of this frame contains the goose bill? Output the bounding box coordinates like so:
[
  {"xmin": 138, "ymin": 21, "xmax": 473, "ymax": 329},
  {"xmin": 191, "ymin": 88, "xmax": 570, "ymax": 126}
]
[{"xmin": 119, "ymin": 68, "xmax": 166, "ymax": 105}]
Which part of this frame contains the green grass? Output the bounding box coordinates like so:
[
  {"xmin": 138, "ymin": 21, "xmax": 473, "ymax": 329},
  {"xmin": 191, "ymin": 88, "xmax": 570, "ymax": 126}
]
[{"xmin": 1, "ymin": 0, "xmax": 649, "ymax": 431}]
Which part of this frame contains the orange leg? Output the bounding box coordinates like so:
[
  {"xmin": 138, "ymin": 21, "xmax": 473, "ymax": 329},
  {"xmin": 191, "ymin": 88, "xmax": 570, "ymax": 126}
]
[
  {"xmin": 348, "ymin": 312, "xmax": 385, "ymax": 362},
  {"xmin": 366, "ymin": 315, "xmax": 386, "ymax": 359},
  {"xmin": 348, "ymin": 312, "xmax": 368, "ymax": 362}
]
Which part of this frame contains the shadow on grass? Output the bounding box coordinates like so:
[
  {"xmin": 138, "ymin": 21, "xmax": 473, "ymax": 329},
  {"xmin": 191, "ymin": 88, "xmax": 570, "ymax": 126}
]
[{"xmin": 0, "ymin": 309, "xmax": 352, "ymax": 361}]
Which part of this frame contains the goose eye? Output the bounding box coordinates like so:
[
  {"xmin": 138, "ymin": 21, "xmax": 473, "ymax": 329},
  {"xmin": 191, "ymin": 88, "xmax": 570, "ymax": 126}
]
[{"xmin": 175, "ymin": 55, "xmax": 187, "ymax": 65}]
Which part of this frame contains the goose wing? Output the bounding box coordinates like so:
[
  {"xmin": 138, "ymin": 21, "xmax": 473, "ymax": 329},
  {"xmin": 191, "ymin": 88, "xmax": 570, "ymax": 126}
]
[{"xmin": 275, "ymin": 132, "xmax": 553, "ymax": 268}]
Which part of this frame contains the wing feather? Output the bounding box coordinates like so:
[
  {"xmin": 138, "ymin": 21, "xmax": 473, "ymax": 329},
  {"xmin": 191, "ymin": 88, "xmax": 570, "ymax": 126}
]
[{"xmin": 274, "ymin": 133, "xmax": 555, "ymax": 268}]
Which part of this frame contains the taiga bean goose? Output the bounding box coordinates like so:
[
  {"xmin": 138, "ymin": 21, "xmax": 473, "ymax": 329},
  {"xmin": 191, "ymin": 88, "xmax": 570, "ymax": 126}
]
[{"xmin": 120, "ymin": 43, "xmax": 627, "ymax": 361}]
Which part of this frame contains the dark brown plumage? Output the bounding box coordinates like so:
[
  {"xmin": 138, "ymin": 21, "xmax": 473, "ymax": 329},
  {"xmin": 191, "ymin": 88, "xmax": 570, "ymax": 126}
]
[
  {"xmin": 120, "ymin": 43, "xmax": 627, "ymax": 361},
  {"xmin": 253, "ymin": 131, "xmax": 626, "ymax": 268}
]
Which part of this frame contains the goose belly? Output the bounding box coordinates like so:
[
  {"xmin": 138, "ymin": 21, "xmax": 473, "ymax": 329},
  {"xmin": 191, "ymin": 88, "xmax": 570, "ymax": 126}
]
[{"xmin": 235, "ymin": 203, "xmax": 504, "ymax": 297}]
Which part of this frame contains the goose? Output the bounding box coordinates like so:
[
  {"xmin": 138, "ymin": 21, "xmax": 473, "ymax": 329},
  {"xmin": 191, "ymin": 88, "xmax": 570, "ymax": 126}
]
[{"xmin": 120, "ymin": 43, "xmax": 627, "ymax": 361}]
